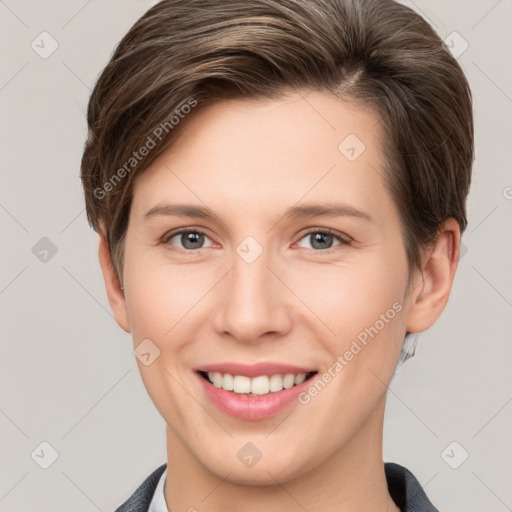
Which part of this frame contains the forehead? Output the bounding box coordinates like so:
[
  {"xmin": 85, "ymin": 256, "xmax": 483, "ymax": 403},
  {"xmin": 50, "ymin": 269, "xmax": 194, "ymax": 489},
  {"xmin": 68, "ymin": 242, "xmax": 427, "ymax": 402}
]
[{"xmin": 130, "ymin": 90, "xmax": 396, "ymax": 228}]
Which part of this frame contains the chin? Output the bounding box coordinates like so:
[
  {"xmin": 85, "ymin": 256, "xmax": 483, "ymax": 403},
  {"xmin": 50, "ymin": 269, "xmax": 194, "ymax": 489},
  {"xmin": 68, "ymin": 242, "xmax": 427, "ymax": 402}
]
[{"xmin": 199, "ymin": 444, "xmax": 311, "ymax": 485}]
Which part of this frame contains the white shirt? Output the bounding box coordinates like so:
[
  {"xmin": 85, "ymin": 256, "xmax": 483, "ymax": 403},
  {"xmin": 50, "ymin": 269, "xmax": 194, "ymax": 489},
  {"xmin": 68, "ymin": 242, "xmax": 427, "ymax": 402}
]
[{"xmin": 148, "ymin": 467, "xmax": 169, "ymax": 512}]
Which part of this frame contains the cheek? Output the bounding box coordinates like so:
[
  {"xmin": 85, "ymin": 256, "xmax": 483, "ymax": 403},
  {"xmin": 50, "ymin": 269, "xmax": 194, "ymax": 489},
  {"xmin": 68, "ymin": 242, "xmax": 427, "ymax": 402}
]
[
  {"xmin": 346, "ymin": 301, "xmax": 405, "ymax": 378},
  {"xmin": 126, "ymin": 271, "xmax": 192, "ymax": 342},
  {"xmin": 298, "ymin": 267, "xmax": 407, "ymax": 421},
  {"xmin": 297, "ymin": 256, "xmax": 408, "ymax": 391},
  {"xmin": 296, "ymin": 259, "xmax": 406, "ymax": 337},
  {"xmin": 123, "ymin": 238, "xmax": 207, "ymax": 338}
]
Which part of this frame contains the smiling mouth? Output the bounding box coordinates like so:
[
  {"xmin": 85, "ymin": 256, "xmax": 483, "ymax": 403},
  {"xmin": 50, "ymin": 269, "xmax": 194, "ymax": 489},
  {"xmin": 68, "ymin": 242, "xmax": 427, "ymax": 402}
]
[{"xmin": 197, "ymin": 370, "xmax": 317, "ymax": 396}]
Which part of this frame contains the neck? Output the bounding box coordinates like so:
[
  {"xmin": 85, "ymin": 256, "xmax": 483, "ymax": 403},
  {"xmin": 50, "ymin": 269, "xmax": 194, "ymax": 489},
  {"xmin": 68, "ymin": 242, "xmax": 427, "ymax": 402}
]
[{"xmin": 164, "ymin": 396, "xmax": 399, "ymax": 512}]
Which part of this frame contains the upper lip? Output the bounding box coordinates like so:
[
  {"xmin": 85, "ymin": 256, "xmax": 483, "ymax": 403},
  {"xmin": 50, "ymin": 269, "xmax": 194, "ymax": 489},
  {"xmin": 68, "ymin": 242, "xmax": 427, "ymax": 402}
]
[{"xmin": 195, "ymin": 362, "xmax": 317, "ymax": 378}]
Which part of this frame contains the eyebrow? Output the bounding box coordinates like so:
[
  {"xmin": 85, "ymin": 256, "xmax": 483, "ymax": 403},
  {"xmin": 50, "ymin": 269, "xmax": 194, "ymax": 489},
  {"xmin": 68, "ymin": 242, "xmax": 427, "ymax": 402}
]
[{"xmin": 144, "ymin": 201, "xmax": 374, "ymax": 224}]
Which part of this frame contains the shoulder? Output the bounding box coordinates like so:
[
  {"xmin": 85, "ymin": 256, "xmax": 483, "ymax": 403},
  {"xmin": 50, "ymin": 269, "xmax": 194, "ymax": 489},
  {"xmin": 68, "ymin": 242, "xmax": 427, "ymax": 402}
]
[
  {"xmin": 114, "ymin": 463, "xmax": 168, "ymax": 512},
  {"xmin": 385, "ymin": 462, "xmax": 440, "ymax": 512}
]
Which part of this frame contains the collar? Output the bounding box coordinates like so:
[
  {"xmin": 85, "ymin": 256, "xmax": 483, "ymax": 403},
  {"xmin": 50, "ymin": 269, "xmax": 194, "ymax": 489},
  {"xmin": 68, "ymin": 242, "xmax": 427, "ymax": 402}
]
[{"xmin": 145, "ymin": 461, "xmax": 439, "ymax": 512}]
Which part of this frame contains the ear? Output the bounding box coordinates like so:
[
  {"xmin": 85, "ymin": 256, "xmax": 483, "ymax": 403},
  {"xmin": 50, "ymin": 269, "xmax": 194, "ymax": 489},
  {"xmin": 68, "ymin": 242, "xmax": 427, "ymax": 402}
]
[
  {"xmin": 405, "ymin": 218, "xmax": 461, "ymax": 334},
  {"xmin": 97, "ymin": 231, "xmax": 131, "ymax": 333}
]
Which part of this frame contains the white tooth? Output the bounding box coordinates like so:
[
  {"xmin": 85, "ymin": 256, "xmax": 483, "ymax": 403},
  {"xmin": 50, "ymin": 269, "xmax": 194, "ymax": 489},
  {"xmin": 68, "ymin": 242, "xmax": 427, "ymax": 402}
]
[
  {"xmin": 294, "ymin": 373, "xmax": 306, "ymax": 385},
  {"xmin": 206, "ymin": 371, "xmax": 308, "ymax": 394},
  {"xmin": 251, "ymin": 375, "xmax": 270, "ymax": 395},
  {"xmin": 222, "ymin": 373, "xmax": 234, "ymax": 391},
  {"xmin": 233, "ymin": 375, "xmax": 251, "ymax": 393},
  {"xmin": 269, "ymin": 374, "xmax": 284, "ymax": 392},
  {"xmin": 212, "ymin": 372, "xmax": 223, "ymax": 388},
  {"xmin": 282, "ymin": 373, "xmax": 295, "ymax": 389}
]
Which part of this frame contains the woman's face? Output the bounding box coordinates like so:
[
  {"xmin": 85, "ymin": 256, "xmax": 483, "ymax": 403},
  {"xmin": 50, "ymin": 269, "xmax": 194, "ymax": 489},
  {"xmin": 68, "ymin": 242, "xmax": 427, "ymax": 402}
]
[{"xmin": 119, "ymin": 90, "xmax": 419, "ymax": 483}]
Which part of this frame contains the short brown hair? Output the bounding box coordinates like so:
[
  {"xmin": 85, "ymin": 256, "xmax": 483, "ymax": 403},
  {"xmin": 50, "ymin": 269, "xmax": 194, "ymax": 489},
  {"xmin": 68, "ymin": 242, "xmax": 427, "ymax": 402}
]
[{"xmin": 80, "ymin": 0, "xmax": 474, "ymax": 286}]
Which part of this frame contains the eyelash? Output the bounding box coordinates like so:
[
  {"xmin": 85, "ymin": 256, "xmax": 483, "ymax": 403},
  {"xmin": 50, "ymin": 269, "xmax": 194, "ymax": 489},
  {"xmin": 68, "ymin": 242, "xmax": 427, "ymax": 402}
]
[{"xmin": 161, "ymin": 227, "xmax": 352, "ymax": 255}]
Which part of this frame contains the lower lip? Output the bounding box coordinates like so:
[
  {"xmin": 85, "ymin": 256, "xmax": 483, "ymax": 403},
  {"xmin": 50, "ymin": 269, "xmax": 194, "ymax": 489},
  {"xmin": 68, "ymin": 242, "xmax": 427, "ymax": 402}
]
[{"xmin": 196, "ymin": 372, "xmax": 315, "ymax": 421}]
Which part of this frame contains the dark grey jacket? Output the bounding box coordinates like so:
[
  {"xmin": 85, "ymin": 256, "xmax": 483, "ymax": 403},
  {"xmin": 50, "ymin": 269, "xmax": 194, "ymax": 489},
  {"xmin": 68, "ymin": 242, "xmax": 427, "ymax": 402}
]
[{"xmin": 114, "ymin": 462, "xmax": 439, "ymax": 511}]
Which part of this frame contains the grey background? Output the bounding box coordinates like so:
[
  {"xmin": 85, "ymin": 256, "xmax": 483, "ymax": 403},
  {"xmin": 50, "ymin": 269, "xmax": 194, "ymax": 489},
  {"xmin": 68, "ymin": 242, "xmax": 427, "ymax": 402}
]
[{"xmin": 0, "ymin": 1, "xmax": 511, "ymax": 511}]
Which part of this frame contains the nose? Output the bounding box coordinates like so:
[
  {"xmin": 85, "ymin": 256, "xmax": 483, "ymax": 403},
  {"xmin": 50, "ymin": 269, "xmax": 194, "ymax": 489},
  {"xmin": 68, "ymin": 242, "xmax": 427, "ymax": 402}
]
[{"xmin": 212, "ymin": 244, "xmax": 293, "ymax": 344}]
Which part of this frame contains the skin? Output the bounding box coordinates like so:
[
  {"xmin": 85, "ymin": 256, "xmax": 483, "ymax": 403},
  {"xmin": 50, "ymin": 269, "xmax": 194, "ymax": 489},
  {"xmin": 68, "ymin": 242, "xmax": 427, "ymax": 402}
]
[{"xmin": 98, "ymin": 89, "xmax": 460, "ymax": 512}]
